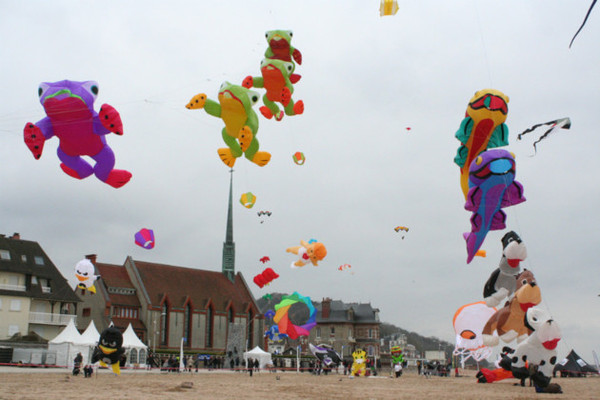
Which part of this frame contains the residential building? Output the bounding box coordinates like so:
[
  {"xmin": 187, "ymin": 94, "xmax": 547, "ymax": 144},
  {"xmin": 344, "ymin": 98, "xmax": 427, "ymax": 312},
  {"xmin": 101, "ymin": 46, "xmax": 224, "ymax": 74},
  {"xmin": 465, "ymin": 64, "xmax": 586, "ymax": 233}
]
[{"xmin": 0, "ymin": 233, "xmax": 80, "ymax": 341}]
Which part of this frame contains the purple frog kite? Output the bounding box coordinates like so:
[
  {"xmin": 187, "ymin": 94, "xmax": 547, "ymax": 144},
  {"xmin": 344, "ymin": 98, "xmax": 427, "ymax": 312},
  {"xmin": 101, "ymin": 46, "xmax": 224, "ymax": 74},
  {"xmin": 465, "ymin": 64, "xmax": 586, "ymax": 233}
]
[
  {"xmin": 24, "ymin": 80, "xmax": 132, "ymax": 188},
  {"xmin": 463, "ymin": 149, "xmax": 525, "ymax": 264}
]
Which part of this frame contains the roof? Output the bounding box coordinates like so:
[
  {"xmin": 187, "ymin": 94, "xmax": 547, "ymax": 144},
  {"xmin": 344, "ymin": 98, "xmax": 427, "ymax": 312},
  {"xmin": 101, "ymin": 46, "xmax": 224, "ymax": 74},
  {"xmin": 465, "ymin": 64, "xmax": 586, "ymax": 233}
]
[
  {"xmin": 95, "ymin": 263, "xmax": 141, "ymax": 307},
  {"xmin": 130, "ymin": 259, "xmax": 256, "ymax": 313},
  {"xmin": 122, "ymin": 323, "xmax": 147, "ymax": 349},
  {"xmin": 49, "ymin": 319, "xmax": 82, "ymax": 344},
  {"xmin": 78, "ymin": 320, "xmax": 100, "ymax": 345},
  {"xmin": 0, "ymin": 235, "xmax": 80, "ymax": 303},
  {"xmin": 316, "ymin": 300, "xmax": 380, "ymax": 324},
  {"xmin": 111, "ymin": 317, "xmax": 146, "ymax": 332},
  {"xmin": 554, "ymin": 350, "xmax": 599, "ymax": 374}
]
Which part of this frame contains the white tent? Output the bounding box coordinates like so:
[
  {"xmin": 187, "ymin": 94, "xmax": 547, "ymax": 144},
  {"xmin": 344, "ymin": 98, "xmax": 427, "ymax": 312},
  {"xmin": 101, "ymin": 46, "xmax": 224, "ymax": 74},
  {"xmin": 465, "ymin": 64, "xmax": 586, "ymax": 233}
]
[
  {"xmin": 48, "ymin": 319, "xmax": 88, "ymax": 368},
  {"xmin": 243, "ymin": 346, "xmax": 273, "ymax": 369},
  {"xmin": 74, "ymin": 320, "xmax": 101, "ymax": 366},
  {"xmin": 122, "ymin": 323, "xmax": 147, "ymax": 367}
]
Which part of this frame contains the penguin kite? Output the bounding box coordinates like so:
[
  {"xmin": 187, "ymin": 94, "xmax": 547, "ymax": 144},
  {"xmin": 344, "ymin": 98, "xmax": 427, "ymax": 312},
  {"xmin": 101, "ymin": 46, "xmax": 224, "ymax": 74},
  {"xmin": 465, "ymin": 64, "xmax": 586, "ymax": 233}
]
[{"xmin": 91, "ymin": 325, "xmax": 125, "ymax": 375}]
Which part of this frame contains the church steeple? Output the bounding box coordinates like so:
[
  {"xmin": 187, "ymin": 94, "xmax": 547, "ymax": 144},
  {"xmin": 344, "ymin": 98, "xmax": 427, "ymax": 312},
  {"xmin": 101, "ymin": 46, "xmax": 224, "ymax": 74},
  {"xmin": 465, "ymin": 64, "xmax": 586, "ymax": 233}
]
[{"xmin": 222, "ymin": 169, "xmax": 235, "ymax": 281}]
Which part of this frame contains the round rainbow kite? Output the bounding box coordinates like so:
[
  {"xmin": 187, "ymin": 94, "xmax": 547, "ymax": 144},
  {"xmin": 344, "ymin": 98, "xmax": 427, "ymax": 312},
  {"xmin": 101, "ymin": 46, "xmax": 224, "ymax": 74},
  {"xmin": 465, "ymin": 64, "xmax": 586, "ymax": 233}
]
[{"xmin": 273, "ymin": 292, "xmax": 316, "ymax": 339}]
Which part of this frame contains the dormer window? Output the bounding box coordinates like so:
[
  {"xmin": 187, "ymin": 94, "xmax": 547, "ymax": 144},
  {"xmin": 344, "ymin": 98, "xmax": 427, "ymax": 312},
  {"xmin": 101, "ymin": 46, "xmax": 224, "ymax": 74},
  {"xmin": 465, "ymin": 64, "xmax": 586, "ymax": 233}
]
[
  {"xmin": 21, "ymin": 255, "xmax": 27, "ymax": 263},
  {"xmin": 34, "ymin": 256, "xmax": 44, "ymax": 265},
  {"xmin": 0, "ymin": 250, "xmax": 11, "ymax": 260}
]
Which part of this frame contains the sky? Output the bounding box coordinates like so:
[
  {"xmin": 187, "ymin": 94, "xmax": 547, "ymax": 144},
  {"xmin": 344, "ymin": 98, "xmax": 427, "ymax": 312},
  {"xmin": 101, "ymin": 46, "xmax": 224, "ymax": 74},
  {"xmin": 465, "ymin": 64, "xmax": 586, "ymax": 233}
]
[{"xmin": 0, "ymin": 1, "xmax": 599, "ymax": 362}]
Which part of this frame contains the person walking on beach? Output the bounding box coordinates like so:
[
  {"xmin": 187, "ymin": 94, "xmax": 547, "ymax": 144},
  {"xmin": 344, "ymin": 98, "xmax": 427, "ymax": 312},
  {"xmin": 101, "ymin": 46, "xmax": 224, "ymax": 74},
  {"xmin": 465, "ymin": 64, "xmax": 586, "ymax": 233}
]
[{"xmin": 247, "ymin": 358, "xmax": 253, "ymax": 377}]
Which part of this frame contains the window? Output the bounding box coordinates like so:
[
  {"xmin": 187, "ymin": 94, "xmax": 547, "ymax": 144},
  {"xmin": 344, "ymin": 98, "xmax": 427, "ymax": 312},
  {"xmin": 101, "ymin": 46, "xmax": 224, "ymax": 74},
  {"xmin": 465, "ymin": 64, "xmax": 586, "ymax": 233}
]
[
  {"xmin": 160, "ymin": 303, "xmax": 169, "ymax": 345},
  {"xmin": 368, "ymin": 328, "xmax": 373, "ymax": 338},
  {"xmin": 348, "ymin": 329, "xmax": 353, "ymax": 339},
  {"xmin": 82, "ymin": 308, "xmax": 91, "ymax": 317},
  {"xmin": 0, "ymin": 250, "xmax": 11, "ymax": 260},
  {"xmin": 206, "ymin": 307, "xmax": 214, "ymax": 348},
  {"xmin": 31, "ymin": 276, "xmax": 38, "ymax": 284},
  {"xmin": 21, "ymin": 255, "xmax": 27, "ymax": 263},
  {"xmin": 330, "ymin": 327, "xmax": 335, "ymax": 335},
  {"xmin": 0, "ymin": 299, "xmax": 2, "ymax": 309},
  {"xmin": 316, "ymin": 327, "xmax": 321, "ymax": 338},
  {"xmin": 34, "ymin": 256, "xmax": 44, "ymax": 265},
  {"xmin": 228, "ymin": 307, "xmax": 234, "ymax": 324},
  {"xmin": 10, "ymin": 299, "xmax": 21, "ymax": 311},
  {"xmin": 8, "ymin": 325, "xmax": 19, "ymax": 336},
  {"xmin": 246, "ymin": 310, "xmax": 253, "ymax": 348},
  {"xmin": 183, "ymin": 304, "xmax": 192, "ymax": 347}
]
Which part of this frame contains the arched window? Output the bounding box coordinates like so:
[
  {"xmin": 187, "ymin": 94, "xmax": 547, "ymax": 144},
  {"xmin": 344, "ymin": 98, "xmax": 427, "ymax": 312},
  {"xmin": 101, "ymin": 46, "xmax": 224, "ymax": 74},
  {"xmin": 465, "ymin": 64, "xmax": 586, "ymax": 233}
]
[
  {"xmin": 228, "ymin": 307, "xmax": 234, "ymax": 324},
  {"xmin": 206, "ymin": 306, "xmax": 214, "ymax": 348},
  {"xmin": 183, "ymin": 303, "xmax": 192, "ymax": 347},
  {"xmin": 160, "ymin": 302, "xmax": 169, "ymax": 345},
  {"xmin": 138, "ymin": 349, "xmax": 147, "ymax": 365},
  {"xmin": 247, "ymin": 310, "xmax": 254, "ymax": 347},
  {"xmin": 129, "ymin": 348, "xmax": 138, "ymax": 364}
]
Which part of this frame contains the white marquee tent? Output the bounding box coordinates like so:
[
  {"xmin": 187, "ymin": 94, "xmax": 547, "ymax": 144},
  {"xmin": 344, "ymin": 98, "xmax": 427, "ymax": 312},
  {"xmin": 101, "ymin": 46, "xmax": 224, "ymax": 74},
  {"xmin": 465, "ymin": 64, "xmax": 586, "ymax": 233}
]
[
  {"xmin": 48, "ymin": 319, "xmax": 89, "ymax": 368},
  {"xmin": 243, "ymin": 346, "xmax": 273, "ymax": 369},
  {"xmin": 122, "ymin": 323, "xmax": 147, "ymax": 367}
]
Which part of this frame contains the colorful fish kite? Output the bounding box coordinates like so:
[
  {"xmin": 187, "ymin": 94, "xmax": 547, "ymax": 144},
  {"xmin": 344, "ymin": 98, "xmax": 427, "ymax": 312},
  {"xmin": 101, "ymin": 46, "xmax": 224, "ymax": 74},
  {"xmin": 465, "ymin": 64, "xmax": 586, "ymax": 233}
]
[
  {"xmin": 570, "ymin": 0, "xmax": 597, "ymax": 48},
  {"xmin": 24, "ymin": 80, "xmax": 132, "ymax": 188},
  {"xmin": 293, "ymin": 151, "xmax": 306, "ymax": 165},
  {"xmin": 260, "ymin": 256, "xmax": 270, "ymax": 263},
  {"xmin": 134, "ymin": 228, "xmax": 155, "ymax": 249},
  {"xmin": 464, "ymin": 149, "xmax": 526, "ymax": 264},
  {"xmin": 454, "ymin": 89, "xmax": 510, "ymax": 199},
  {"xmin": 240, "ymin": 192, "xmax": 257, "ymax": 208},
  {"xmin": 516, "ymin": 117, "xmax": 571, "ymax": 155},
  {"xmin": 380, "ymin": 0, "xmax": 399, "ymax": 16},
  {"xmin": 253, "ymin": 267, "xmax": 279, "ymax": 288}
]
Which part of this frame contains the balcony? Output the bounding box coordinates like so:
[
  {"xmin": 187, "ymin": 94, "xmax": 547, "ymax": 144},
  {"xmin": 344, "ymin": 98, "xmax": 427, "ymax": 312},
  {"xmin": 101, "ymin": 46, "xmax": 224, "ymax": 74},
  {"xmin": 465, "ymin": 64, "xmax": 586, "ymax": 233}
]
[
  {"xmin": 29, "ymin": 312, "xmax": 76, "ymax": 326},
  {"xmin": 0, "ymin": 283, "xmax": 26, "ymax": 292}
]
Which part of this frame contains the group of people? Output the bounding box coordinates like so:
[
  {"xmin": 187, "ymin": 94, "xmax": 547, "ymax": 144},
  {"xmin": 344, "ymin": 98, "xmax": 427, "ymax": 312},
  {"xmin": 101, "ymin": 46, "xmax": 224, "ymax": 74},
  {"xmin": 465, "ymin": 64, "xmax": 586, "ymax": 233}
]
[{"xmin": 72, "ymin": 352, "xmax": 93, "ymax": 378}]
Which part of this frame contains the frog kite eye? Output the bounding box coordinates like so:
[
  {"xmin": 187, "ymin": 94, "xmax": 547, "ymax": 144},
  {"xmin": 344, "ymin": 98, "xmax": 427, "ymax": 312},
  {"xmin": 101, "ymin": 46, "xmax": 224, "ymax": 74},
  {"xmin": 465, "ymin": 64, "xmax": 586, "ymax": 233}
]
[
  {"xmin": 24, "ymin": 80, "xmax": 132, "ymax": 188},
  {"xmin": 380, "ymin": 0, "xmax": 399, "ymax": 16},
  {"xmin": 134, "ymin": 228, "xmax": 155, "ymax": 249},
  {"xmin": 240, "ymin": 192, "xmax": 257, "ymax": 209}
]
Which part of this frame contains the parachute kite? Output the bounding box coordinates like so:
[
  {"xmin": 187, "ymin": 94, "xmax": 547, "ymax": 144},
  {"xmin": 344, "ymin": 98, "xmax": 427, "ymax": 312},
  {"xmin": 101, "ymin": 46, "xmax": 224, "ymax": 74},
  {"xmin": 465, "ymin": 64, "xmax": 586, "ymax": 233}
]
[
  {"xmin": 309, "ymin": 343, "xmax": 342, "ymax": 367},
  {"xmin": 464, "ymin": 149, "xmax": 526, "ymax": 264},
  {"xmin": 570, "ymin": 0, "xmax": 597, "ymax": 48},
  {"xmin": 292, "ymin": 151, "xmax": 306, "ymax": 165},
  {"xmin": 453, "ymin": 301, "xmax": 497, "ymax": 366},
  {"xmin": 253, "ymin": 267, "xmax": 279, "ymax": 288},
  {"xmin": 516, "ymin": 117, "xmax": 571, "ymax": 155},
  {"xmin": 74, "ymin": 259, "xmax": 100, "ymax": 294},
  {"xmin": 24, "ymin": 80, "xmax": 132, "ymax": 188},
  {"xmin": 454, "ymin": 89, "xmax": 510, "ymax": 199},
  {"xmin": 380, "ymin": 0, "xmax": 399, "ymax": 16},
  {"xmin": 394, "ymin": 226, "xmax": 409, "ymax": 239},
  {"xmin": 273, "ymin": 292, "xmax": 316, "ymax": 339},
  {"xmin": 257, "ymin": 211, "xmax": 271, "ymax": 223},
  {"xmin": 186, "ymin": 82, "xmax": 270, "ymax": 168},
  {"xmin": 240, "ymin": 192, "xmax": 257, "ymax": 209},
  {"xmin": 134, "ymin": 228, "xmax": 155, "ymax": 249},
  {"xmin": 259, "ymin": 256, "xmax": 270, "ymax": 263}
]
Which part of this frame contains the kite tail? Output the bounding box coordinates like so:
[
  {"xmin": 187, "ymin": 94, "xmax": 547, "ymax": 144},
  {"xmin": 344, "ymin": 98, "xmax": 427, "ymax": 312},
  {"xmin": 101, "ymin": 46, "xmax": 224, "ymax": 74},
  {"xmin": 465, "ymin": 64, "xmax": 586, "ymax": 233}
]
[{"xmin": 569, "ymin": 0, "xmax": 597, "ymax": 48}]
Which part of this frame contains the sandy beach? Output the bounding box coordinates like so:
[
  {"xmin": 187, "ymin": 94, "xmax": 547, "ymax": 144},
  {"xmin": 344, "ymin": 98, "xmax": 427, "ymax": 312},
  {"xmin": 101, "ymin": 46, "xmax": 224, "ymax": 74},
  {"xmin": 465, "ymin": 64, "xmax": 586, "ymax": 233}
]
[{"xmin": 0, "ymin": 368, "xmax": 598, "ymax": 400}]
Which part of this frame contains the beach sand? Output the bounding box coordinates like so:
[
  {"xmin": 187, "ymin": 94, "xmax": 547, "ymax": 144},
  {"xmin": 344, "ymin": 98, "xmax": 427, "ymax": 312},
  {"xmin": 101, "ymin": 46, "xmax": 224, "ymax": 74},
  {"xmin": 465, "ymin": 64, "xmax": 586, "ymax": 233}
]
[{"xmin": 0, "ymin": 368, "xmax": 598, "ymax": 400}]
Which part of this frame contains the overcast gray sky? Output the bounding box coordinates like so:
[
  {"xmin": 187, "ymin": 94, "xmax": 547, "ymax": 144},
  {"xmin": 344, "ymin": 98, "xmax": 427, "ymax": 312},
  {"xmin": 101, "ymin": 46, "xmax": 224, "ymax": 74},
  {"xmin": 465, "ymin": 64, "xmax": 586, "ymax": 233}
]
[{"xmin": 1, "ymin": 1, "xmax": 598, "ymax": 362}]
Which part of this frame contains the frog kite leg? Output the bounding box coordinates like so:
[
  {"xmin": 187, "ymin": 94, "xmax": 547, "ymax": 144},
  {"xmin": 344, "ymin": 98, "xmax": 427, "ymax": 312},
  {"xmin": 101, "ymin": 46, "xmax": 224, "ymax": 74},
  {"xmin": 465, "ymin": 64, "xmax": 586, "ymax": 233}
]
[
  {"xmin": 186, "ymin": 82, "xmax": 271, "ymax": 168},
  {"xmin": 242, "ymin": 58, "xmax": 304, "ymax": 121},
  {"xmin": 23, "ymin": 80, "xmax": 132, "ymax": 188},
  {"xmin": 264, "ymin": 30, "xmax": 302, "ymax": 65}
]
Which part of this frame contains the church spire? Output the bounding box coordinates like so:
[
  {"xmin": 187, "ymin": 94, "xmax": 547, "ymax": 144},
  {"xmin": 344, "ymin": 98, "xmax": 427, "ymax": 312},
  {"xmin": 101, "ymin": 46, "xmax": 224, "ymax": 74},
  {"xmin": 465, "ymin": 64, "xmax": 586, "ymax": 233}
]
[{"xmin": 222, "ymin": 168, "xmax": 235, "ymax": 281}]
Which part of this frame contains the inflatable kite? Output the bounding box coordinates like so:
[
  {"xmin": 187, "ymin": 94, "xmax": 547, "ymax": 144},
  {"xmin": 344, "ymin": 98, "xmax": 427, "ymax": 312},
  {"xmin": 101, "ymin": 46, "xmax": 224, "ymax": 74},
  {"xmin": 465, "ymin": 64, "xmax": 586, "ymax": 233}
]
[
  {"xmin": 264, "ymin": 309, "xmax": 275, "ymax": 319},
  {"xmin": 74, "ymin": 259, "xmax": 100, "ymax": 294},
  {"xmin": 186, "ymin": 82, "xmax": 270, "ymax": 168},
  {"xmin": 264, "ymin": 325, "xmax": 288, "ymax": 341},
  {"xmin": 293, "ymin": 151, "xmax": 305, "ymax": 165},
  {"xmin": 273, "ymin": 292, "xmax": 316, "ymax": 339},
  {"xmin": 463, "ymin": 149, "xmax": 526, "ymax": 263},
  {"xmin": 350, "ymin": 349, "xmax": 368, "ymax": 377},
  {"xmin": 516, "ymin": 117, "xmax": 571, "ymax": 155},
  {"xmin": 454, "ymin": 89, "xmax": 510, "ymax": 199},
  {"xmin": 259, "ymin": 256, "xmax": 270, "ymax": 263},
  {"xmin": 570, "ymin": 0, "xmax": 597, "ymax": 48},
  {"xmin": 240, "ymin": 192, "xmax": 257, "ymax": 208},
  {"xmin": 483, "ymin": 231, "xmax": 527, "ymax": 307},
  {"xmin": 24, "ymin": 80, "xmax": 132, "ymax": 188},
  {"xmin": 380, "ymin": 0, "xmax": 399, "ymax": 16},
  {"xmin": 243, "ymin": 59, "xmax": 303, "ymax": 121},
  {"xmin": 453, "ymin": 301, "xmax": 497, "ymax": 365},
  {"xmin": 253, "ymin": 267, "xmax": 279, "ymax": 288},
  {"xmin": 391, "ymin": 346, "xmax": 405, "ymax": 364},
  {"xmin": 91, "ymin": 325, "xmax": 125, "ymax": 375},
  {"xmin": 264, "ymin": 30, "xmax": 302, "ymax": 65},
  {"xmin": 286, "ymin": 240, "xmax": 327, "ymax": 268},
  {"xmin": 338, "ymin": 264, "xmax": 351, "ymax": 271},
  {"xmin": 134, "ymin": 228, "xmax": 155, "ymax": 249},
  {"xmin": 482, "ymin": 270, "xmax": 541, "ymax": 346},
  {"xmin": 499, "ymin": 307, "xmax": 562, "ymax": 392},
  {"xmin": 309, "ymin": 343, "xmax": 342, "ymax": 367}
]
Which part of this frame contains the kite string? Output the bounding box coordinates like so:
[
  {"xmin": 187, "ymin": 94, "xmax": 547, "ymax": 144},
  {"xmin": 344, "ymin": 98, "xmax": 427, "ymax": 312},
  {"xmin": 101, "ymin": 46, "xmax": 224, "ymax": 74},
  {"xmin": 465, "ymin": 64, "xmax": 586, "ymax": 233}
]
[{"xmin": 473, "ymin": 1, "xmax": 494, "ymax": 87}]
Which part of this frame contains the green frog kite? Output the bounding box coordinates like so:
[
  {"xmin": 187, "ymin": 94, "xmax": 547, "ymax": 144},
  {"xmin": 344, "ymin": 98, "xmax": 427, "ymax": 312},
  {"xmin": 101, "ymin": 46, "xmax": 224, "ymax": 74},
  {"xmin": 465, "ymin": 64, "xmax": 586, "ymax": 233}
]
[{"xmin": 186, "ymin": 82, "xmax": 271, "ymax": 168}]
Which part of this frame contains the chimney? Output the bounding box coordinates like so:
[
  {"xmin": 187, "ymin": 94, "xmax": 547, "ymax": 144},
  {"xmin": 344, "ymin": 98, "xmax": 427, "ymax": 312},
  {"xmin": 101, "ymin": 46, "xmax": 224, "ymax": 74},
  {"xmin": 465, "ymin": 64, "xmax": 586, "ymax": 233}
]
[
  {"xmin": 85, "ymin": 254, "xmax": 97, "ymax": 264},
  {"xmin": 10, "ymin": 233, "xmax": 20, "ymax": 240},
  {"xmin": 322, "ymin": 297, "xmax": 332, "ymax": 319}
]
